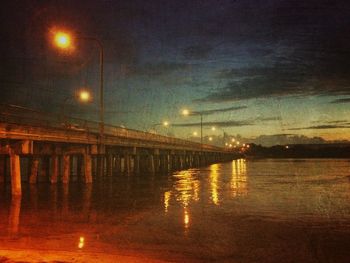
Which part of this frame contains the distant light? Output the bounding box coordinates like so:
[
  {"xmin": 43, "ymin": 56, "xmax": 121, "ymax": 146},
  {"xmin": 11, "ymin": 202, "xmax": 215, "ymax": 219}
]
[
  {"xmin": 236, "ymin": 141, "xmax": 240, "ymax": 145},
  {"xmin": 193, "ymin": 131, "xmax": 198, "ymax": 136},
  {"xmin": 231, "ymin": 138, "xmax": 235, "ymax": 142},
  {"xmin": 211, "ymin": 126, "xmax": 216, "ymax": 131},
  {"xmin": 184, "ymin": 210, "xmax": 189, "ymax": 228},
  {"xmin": 285, "ymin": 145, "xmax": 289, "ymax": 149},
  {"xmin": 163, "ymin": 121, "xmax": 169, "ymax": 127},
  {"xmin": 225, "ymin": 142, "xmax": 228, "ymax": 146},
  {"xmin": 247, "ymin": 144, "xmax": 250, "ymax": 148},
  {"xmin": 209, "ymin": 137, "xmax": 213, "ymax": 141},
  {"xmin": 243, "ymin": 143, "xmax": 246, "ymax": 147},
  {"xmin": 182, "ymin": 109, "xmax": 190, "ymax": 116},
  {"xmin": 164, "ymin": 191, "xmax": 171, "ymax": 213},
  {"xmin": 78, "ymin": 90, "xmax": 91, "ymax": 102},
  {"xmin": 54, "ymin": 31, "xmax": 71, "ymax": 49},
  {"xmin": 229, "ymin": 144, "xmax": 232, "ymax": 148},
  {"xmin": 78, "ymin": 236, "xmax": 85, "ymax": 249}
]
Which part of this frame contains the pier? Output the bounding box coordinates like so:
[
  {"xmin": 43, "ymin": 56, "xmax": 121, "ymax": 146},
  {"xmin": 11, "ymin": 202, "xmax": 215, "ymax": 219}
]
[{"xmin": 0, "ymin": 104, "xmax": 239, "ymax": 196}]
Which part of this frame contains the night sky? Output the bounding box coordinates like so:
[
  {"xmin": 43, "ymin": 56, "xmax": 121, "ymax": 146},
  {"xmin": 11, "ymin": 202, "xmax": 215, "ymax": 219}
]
[{"xmin": 1, "ymin": 0, "xmax": 350, "ymax": 145}]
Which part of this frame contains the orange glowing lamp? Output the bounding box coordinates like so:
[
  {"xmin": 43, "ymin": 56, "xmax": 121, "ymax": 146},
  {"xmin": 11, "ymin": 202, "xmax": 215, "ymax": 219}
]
[{"xmin": 53, "ymin": 31, "xmax": 72, "ymax": 49}]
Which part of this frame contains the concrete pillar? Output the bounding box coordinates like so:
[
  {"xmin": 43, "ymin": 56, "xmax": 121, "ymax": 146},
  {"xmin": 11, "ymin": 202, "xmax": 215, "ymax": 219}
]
[
  {"xmin": 134, "ymin": 155, "xmax": 140, "ymax": 174},
  {"xmin": 166, "ymin": 155, "xmax": 171, "ymax": 172},
  {"xmin": 107, "ymin": 155, "xmax": 113, "ymax": 177},
  {"xmin": 92, "ymin": 156, "xmax": 97, "ymax": 178},
  {"xmin": 114, "ymin": 155, "xmax": 121, "ymax": 175},
  {"xmin": 84, "ymin": 154, "xmax": 92, "ymax": 183},
  {"xmin": 97, "ymin": 156, "xmax": 104, "ymax": 178},
  {"xmin": 10, "ymin": 154, "xmax": 21, "ymax": 196},
  {"xmin": 50, "ymin": 155, "xmax": 59, "ymax": 184},
  {"xmin": 39, "ymin": 156, "xmax": 49, "ymax": 182},
  {"xmin": 0, "ymin": 156, "xmax": 5, "ymax": 183},
  {"xmin": 62, "ymin": 155, "xmax": 70, "ymax": 184},
  {"xmin": 77, "ymin": 156, "xmax": 83, "ymax": 182},
  {"xmin": 29, "ymin": 157, "xmax": 39, "ymax": 184},
  {"xmin": 171, "ymin": 155, "xmax": 177, "ymax": 170},
  {"xmin": 149, "ymin": 154, "xmax": 155, "ymax": 173},
  {"xmin": 125, "ymin": 154, "xmax": 131, "ymax": 174},
  {"xmin": 154, "ymin": 155, "xmax": 159, "ymax": 173},
  {"xmin": 179, "ymin": 155, "xmax": 184, "ymax": 170}
]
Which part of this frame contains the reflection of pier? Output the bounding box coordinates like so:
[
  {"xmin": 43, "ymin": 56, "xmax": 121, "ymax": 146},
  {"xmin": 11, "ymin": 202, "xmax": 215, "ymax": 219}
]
[
  {"xmin": 8, "ymin": 196, "xmax": 21, "ymax": 236},
  {"xmin": 0, "ymin": 104, "xmax": 240, "ymax": 196}
]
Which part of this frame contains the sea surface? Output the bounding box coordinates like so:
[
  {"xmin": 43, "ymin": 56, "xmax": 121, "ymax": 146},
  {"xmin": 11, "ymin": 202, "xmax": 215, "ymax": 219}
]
[{"xmin": 0, "ymin": 158, "xmax": 350, "ymax": 262}]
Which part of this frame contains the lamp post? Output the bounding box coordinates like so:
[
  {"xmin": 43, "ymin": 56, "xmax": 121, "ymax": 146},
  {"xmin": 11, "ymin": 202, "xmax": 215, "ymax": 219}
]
[
  {"xmin": 211, "ymin": 126, "xmax": 227, "ymax": 147},
  {"xmin": 52, "ymin": 30, "xmax": 105, "ymax": 148},
  {"xmin": 151, "ymin": 121, "xmax": 170, "ymax": 134},
  {"xmin": 182, "ymin": 109, "xmax": 203, "ymax": 151},
  {"xmin": 61, "ymin": 89, "xmax": 92, "ymax": 126}
]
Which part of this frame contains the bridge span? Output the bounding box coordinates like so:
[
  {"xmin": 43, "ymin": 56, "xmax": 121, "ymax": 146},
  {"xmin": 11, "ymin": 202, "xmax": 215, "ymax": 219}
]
[{"xmin": 0, "ymin": 104, "xmax": 239, "ymax": 196}]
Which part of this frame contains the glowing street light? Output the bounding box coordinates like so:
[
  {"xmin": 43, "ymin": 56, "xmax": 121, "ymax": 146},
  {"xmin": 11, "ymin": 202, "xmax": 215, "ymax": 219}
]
[
  {"xmin": 78, "ymin": 90, "xmax": 92, "ymax": 103},
  {"xmin": 151, "ymin": 120, "xmax": 170, "ymax": 134},
  {"xmin": 54, "ymin": 31, "xmax": 72, "ymax": 49},
  {"xmin": 211, "ymin": 126, "xmax": 216, "ymax": 131},
  {"xmin": 236, "ymin": 141, "xmax": 240, "ymax": 145},
  {"xmin": 52, "ymin": 28, "xmax": 105, "ymax": 150},
  {"xmin": 231, "ymin": 138, "xmax": 235, "ymax": 142},
  {"xmin": 209, "ymin": 137, "xmax": 213, "ymax": 141},
  {"xmin": 182, "ymin": 109, "xmax": 203, "ymax": 151},
  {"xmin": 182, "ymin": 109, "xmax": 190, "ymax": 116},
  {"xmin": 193, "ymin": 131, "xmax": 198, "ymax": 136},
  {"xmin": 61, "ymin": 89, "xmax": 92, "ymax": 125}
]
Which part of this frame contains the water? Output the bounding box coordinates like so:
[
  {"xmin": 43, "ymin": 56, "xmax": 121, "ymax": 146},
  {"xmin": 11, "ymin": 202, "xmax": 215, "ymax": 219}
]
[{"xmin": 1, "ymin": 159, "xmax": 350, "ymax": 262}]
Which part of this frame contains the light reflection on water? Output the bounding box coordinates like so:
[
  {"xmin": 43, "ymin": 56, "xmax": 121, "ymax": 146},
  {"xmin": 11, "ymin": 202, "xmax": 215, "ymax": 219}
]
[{"xmin": 1, "ymin": 158, "xmax": 350, "ymax": 262}]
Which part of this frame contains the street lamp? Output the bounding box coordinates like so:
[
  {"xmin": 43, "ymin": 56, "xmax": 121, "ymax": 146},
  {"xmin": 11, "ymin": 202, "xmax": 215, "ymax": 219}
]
[
  {"xmin": 182, "ymin": 109, "xmax": 203, "ymax": 151},
  {"xmin": 61, "ymin": 89, "xmax": 92, "ymax": 125},
  {"xmin": 54, "ymin": 31, "xmax": 72, "ymax": 49},
  {"xmin": 211, "ymin": 126, "xmax": 227, "ymax": 146},
  {"xmin": 52, "ymin": 29, "xmax": 105, "ymax": 148},
  {"xmin": 78, "ymin": 89, "xmax": 92, "ymax": 103},
  {"xmin": 151, "ymin": 121, "xmax": 170, "ymax": 134}
]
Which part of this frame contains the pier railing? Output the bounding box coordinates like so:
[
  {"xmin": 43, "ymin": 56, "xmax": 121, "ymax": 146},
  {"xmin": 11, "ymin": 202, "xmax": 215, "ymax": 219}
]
[{"xmin": 0, "ymin": 103, "xmax": 226, "ymax": 152}]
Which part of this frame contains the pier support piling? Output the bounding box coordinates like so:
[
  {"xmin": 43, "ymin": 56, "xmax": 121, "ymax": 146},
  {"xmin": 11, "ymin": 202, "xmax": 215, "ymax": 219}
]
[
  {"xmin": 62, "ymin": 155, "xmax": 70, "ymax": 184},
  {"xmin": 84, "ymin": 154, "xmax": 92, "ymax": 183},
  {"xmin": 50, "ymin": 155, "xmax": 59, "ymax": 184},
  {"xmin": 10, "ymin": 153, "xmax": 21, "ymax": 196}
]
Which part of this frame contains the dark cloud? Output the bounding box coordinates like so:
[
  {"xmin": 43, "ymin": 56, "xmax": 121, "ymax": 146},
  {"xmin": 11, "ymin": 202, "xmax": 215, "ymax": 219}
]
[
  {"xmin": 289, "ymin": 124, "xmax": 350, "ymax": 131},
  {"xmin": 251, "ymin": 134, "xmax": 327, "ymax": 147},
  {"xmin": 123, "ymin": 62, "xmax": 191, "ymax": 77},
  {"xmin": 183, "ymin": 44, "xmax": 213, "ymax": 60},
  {"xmin": 173, "ymin": 115, "xmax": 280, "ymax": 128},
  {"xmin": 172, "ymin": 120, "xmax": 253, "ymax": 128},
  {"xmin": 196, "ymin": 61, "xmax": 350, "ymax": 102},
  {"xmin": 193, "ymin": 105, "xmax": 247, "ymax": 116},
  {"xmin": 330, "ymin": 98, "xmax": 350, "ymax": 104},
  {"xmin": 255, "ymin": 116, "xmax": 282, "ymax": 122},
  {"xmin": 193, "ymin": 0, "xmax": 350, "ymax": 103}
]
